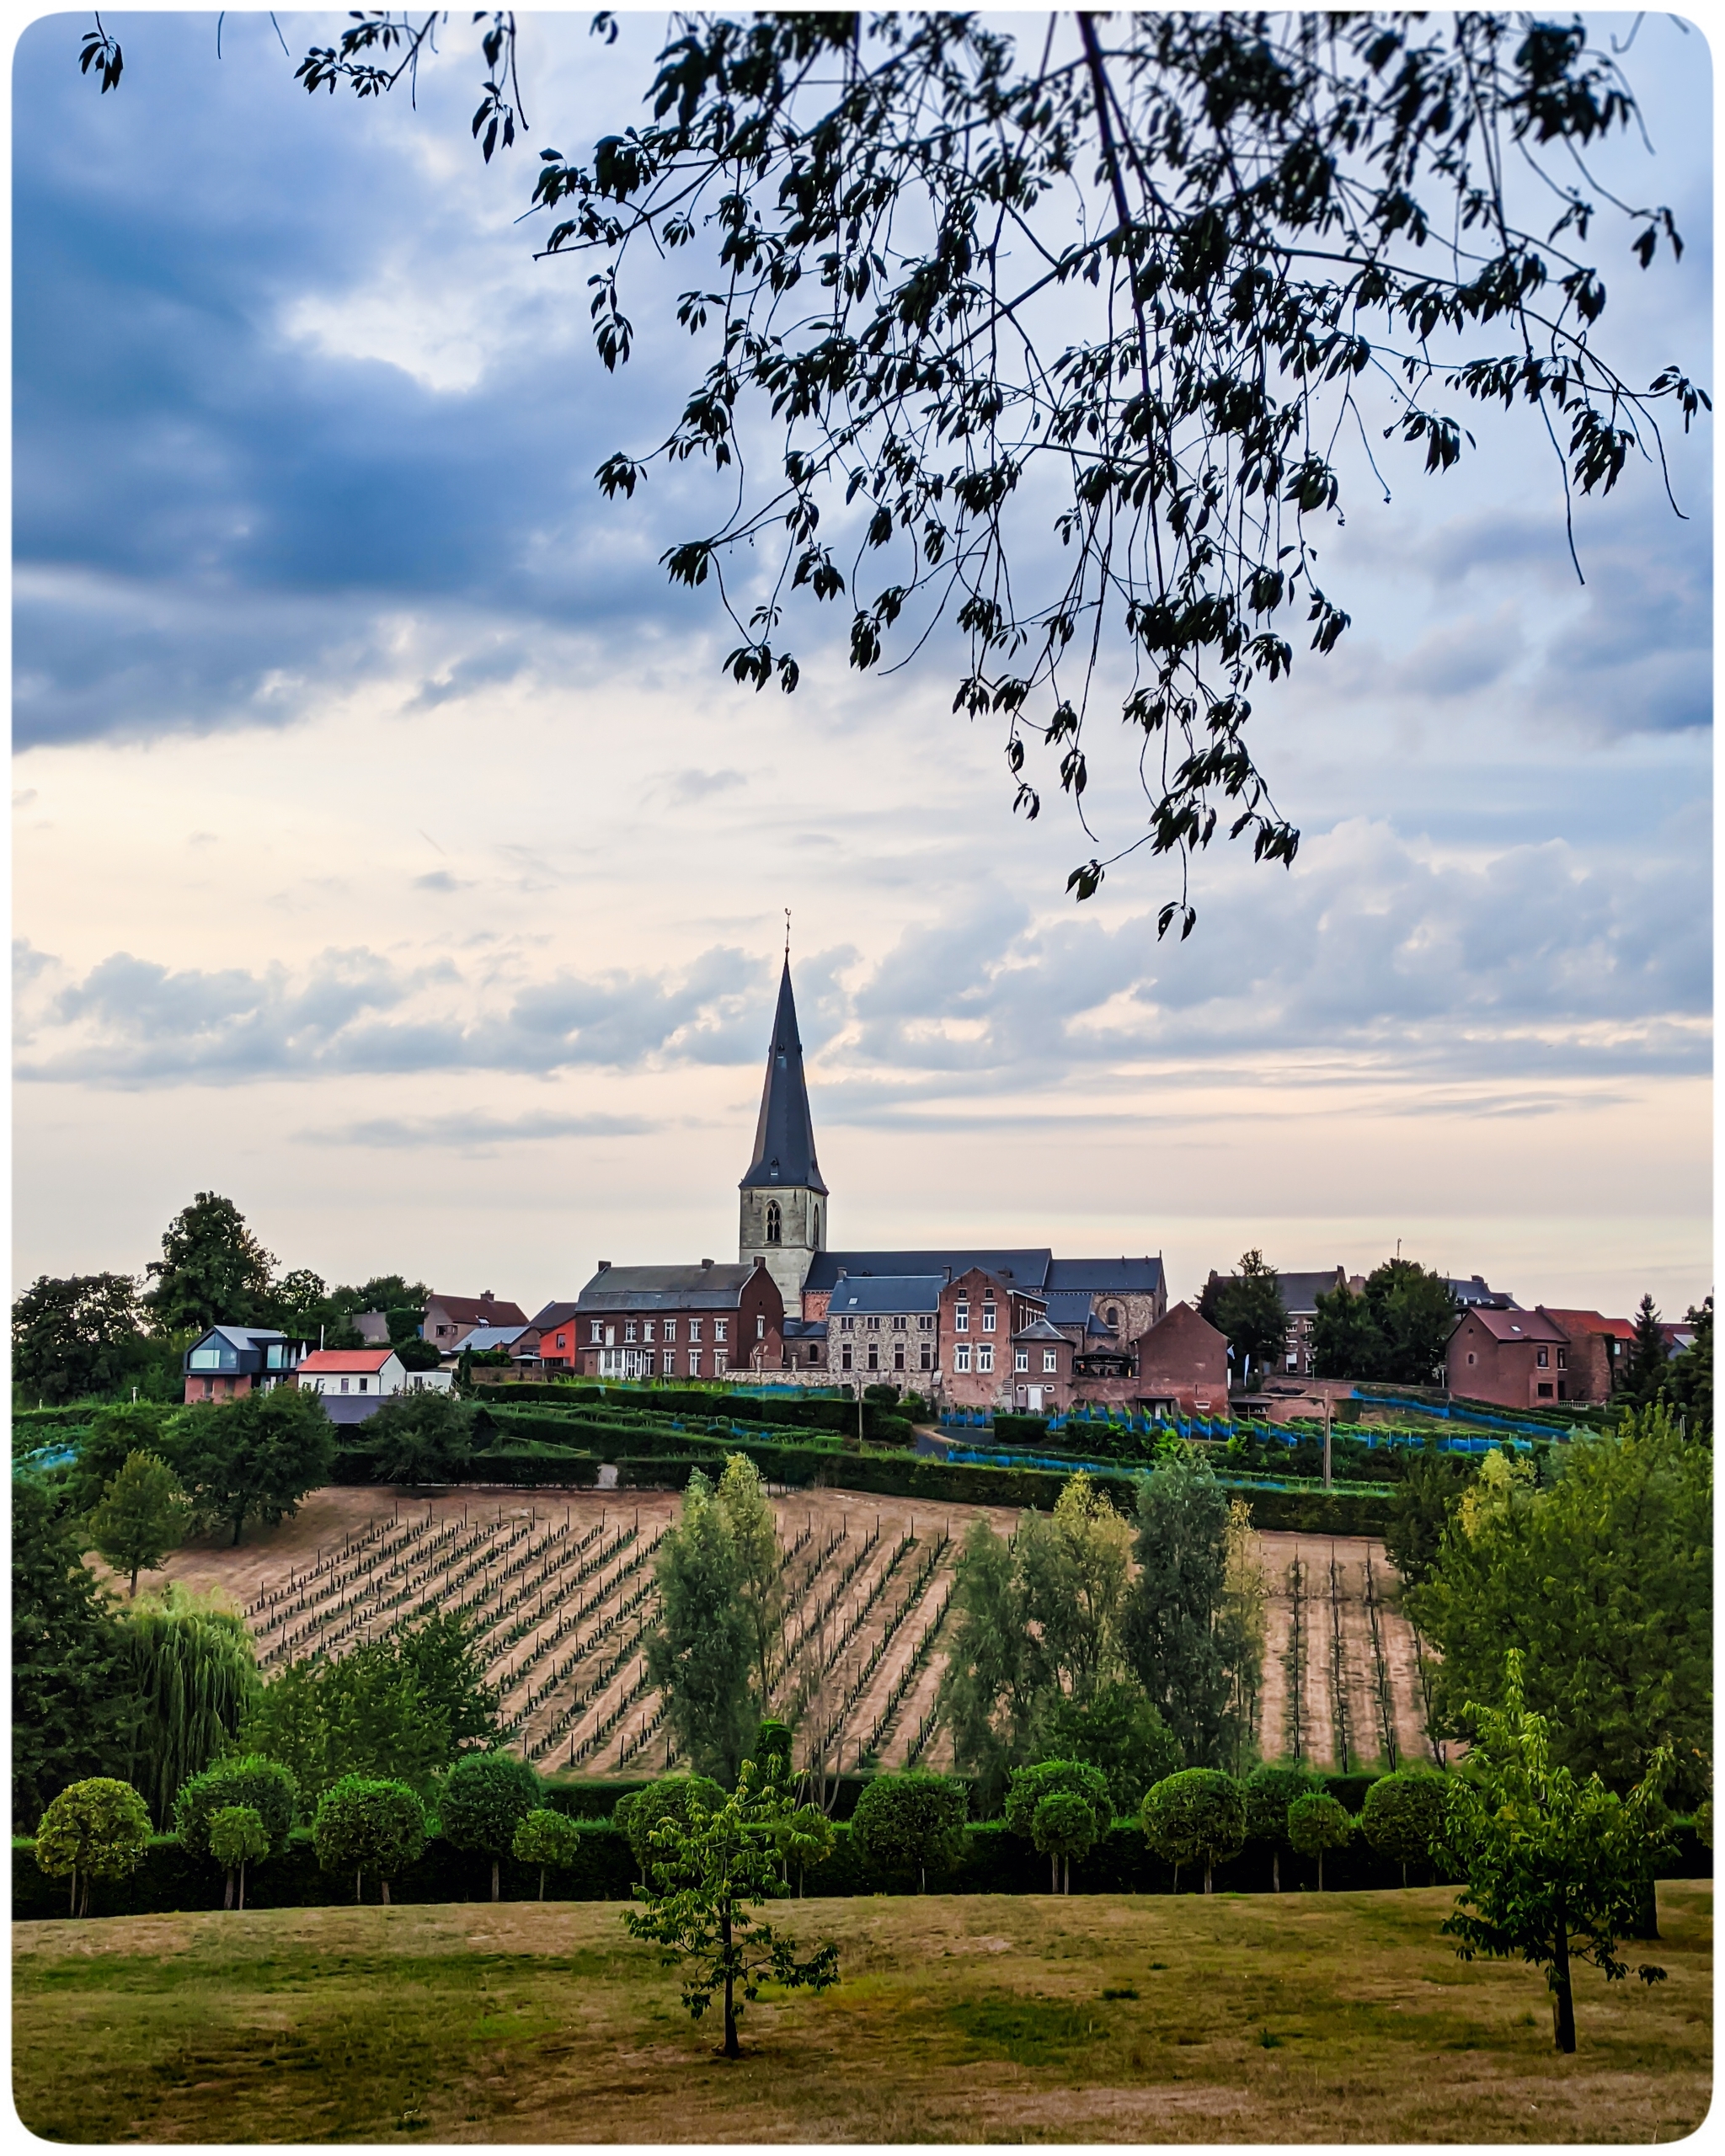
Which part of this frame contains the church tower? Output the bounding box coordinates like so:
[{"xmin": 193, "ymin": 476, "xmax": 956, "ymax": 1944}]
[{"xmin": 739, "ymin": 956, "xmax": 828, "ymax": 1313}]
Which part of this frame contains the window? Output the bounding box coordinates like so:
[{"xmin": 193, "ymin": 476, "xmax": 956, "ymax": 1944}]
[
  {"xmin": 1535, "ymin": 1348, "xmax": 1549, "ymax": 1368},
  {"xmin": 339, "ymin": 1377, "xmax": 350, "ymax": 1394},
  {"xmin": 840, "ymin": 1315, "xmax": 854, "ymax": 1331},
  {"xmin": 664, "ymin": 1319, "xmax": 676, "ymax": 1342},
  {"xmin": 189, "ymin": 1348, "xmax": 222, "ymax": 1369},
  {"xmin": 715, "ymin": 1320, "xmax": 729, "ymax": 1343},
  {"xmin": 606, "ymin": 1326, "xmax": 616, "ymax": 1346},
  {"xmin": 866, "ymin": 1315, "xmax": 881, "ymax": 1331},
  {"xmin": 689, "ymin": 1352, "xmax": 702, "ymax": 1377},
  {"xmin": 919, "ymin": 1314, "xmax": 933, "ymax": 1331},
  {"xmin": 841, "ymin": 1344, "xmax": 853, "ymax": 1371},
  {"xmin": 643, "ymin": 1321, "xmax": 654, "ymax": 1343},
  {"xmin": 266, "ymin": 1343, "xmax": 286, "ymax": 1369},
  {"xmin": 690, "ymin": 1321, "xmax": 702, "ymax": 1342},
  {"xmin": 867, "ymin": 1345, "xmax": 879, "ymax": 1371},
  {"xmin": 955, "ymin": 1345, "xmax": 971, "ymax": 1373},
  {"xmin": 201, "ymin": 1379, "xmax": 213, "ymax": 1399},
  {"xmin": 954, "ymin": 1302, "xmax": 969, "ymax": 1331},
  {"xmin": 894, "ymin": 1344, "xmax": 905, "ymax": 1370},
  {"xmin": 1467, "ymin": 1352, "xmax": 1477, "ymax": 1366},
  {"xmin": 891, "ymin": 1315, "xmax": 906, "ymax": 1331},
  {"xmin": 978, "ymin": 1344, "xmax": 994, "ymax": 1373},
  {"xmin": 590, "ymin": 1320, "xmax": 602, "ymax": 1343},
  {"xmin": 1536, "ymin": 1382, "xmax": 1554, "ymax": 1399},
  {"xmin": 757, "ymin": 1315, "xmax": 766, "ymax": 1339},
  {"xmin": 662, "ymin": 1350, "xmax": 674, "ymax": 1374},
  {"xmin": 919, "ymin": 1342, "xmax": 932, "ymax": 1370},
  {"xmin": 1557, "ymin": 1348, "xmax": 1567, "ymax": 1370},
  {"xmin": 1105, "ymin": 1305, "xmax": 1119, "ymax": 1326},
  {"xmin": 1044, "ymin": 1348, "xmax": 1058, "ymax": 1374},
  {"xmin": 766, "ymin": 1199, "xmax": 782, "ymax": 1246},
  {"xmin": 1015, "ymin": 1348, "xmax": 1028, "ymax": 1373},
  {"xmin": 358, "ymin": 1377, "xmax": 368, "ymax": 1393},
  {"xmin": 982, "ymin": 1303, "xmax": 996, "ymax": 1332},
  {"xmin": 556, "ymin": 1333, "xmax": 567, "ymax": 1349},
  {"xmin": 625, "ymin": 1321, "xmax": 638, "ymax": 1343},
  {"xmin": 807, "ymin": 1345, "xmax": 820, "ymax": 1365}
]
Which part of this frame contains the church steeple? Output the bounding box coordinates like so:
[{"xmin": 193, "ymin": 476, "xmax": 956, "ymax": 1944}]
[{"xmin": 739, "ymin": 955, "xmax": 827, "ymax": 1310}]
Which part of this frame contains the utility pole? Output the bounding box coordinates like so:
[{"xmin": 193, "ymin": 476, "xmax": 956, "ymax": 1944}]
[{"xmin": 1322, "ymin": 1394, "xmax": 1333, "ymax": 1492}]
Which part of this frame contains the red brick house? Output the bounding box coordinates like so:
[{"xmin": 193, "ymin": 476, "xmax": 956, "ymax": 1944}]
[
  {"xmin": 939, "ymin": 1267, "xmax": 1050, "ymax": 1411},
  {"xmin": 1447, "ymin": 1306, "xmax": 1576, "ymax": 1407},
  {"xmin": 1134, "ymin": 1302, "xmax": 1230, "ymax": 1417},
  {"xmin": 572, "ymin": 1259, "xmax": 784, "ymax": 1382},
  {"xmin": 1009, "ymin": 1316, "xmax": 1073, "ymax": 1414},
  {"xmin": 1535, "ymin": 1309, "xmax": 1636, "ymax": 1403},
  {"xmin": 423, "ymin": 1290, "xmax": 528, "ymax": 1350}
]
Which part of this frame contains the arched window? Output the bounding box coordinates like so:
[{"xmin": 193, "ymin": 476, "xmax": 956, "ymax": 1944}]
[
  {"xmin": 1105, "ymin": 1305, "xmax": 1119, "ymax": 1327},
  {"xmin": 766, "ymin": 1200, "xmax": 782, "ymax": 1246}
]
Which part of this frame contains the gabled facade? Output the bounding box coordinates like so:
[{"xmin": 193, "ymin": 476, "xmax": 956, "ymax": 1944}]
[
  {"xmin": 423, "ymin": 1290, "xmax": 527, "ymax": 1348},
  {"xmin": 1135, "ymin": 1301, "xmax": 1230, "ymax": 1417},
  {"xmin": 183, "ymin": 1325, "xmax": 310, "ymax": 1405},
  {"xmin": 1446, "ymin": 1305, "xmax": 1575, "ymax": 1408},
  {"xmin": 574, "ymin": 1259, "xmax": 784, "ymax": 1382},
  {"xmin": 291, "ymin": 1347, "xmax": 449, "ymax": 1423}
]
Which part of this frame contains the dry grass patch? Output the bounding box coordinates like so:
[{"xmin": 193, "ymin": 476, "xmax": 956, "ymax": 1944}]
[{"xmin": 13, "ymin": 1883, "xmax": 1710, "ymax": 2143}]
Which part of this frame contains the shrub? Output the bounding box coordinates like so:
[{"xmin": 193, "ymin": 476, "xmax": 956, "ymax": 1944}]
[
  {"xmin": 172, "ymin": 1755, "xmax": 297, "ymax": 1861},
  {"xmin": 1242, "ymin": 1762, "xmax": 1327, "ymax": 1892},
  {"xmin": 34, "ymin": 1777, "xmax": 152, "ymax": 1917},
  {"xmin": 776, "ymin": 1803, "xmax": 836, "ymax": 1896},
  {"xmin": 207, "ymin": 1805, "xmax": 269, "ymax": 1911},
  {"xmin": 440, "ymin": 1751, "xmax": 542, "ymax": 1902},
  {"xmin": 510, "ymin": 1807, "xmax": 583, "ymax": 1900},
  {"xmin": 1288, "ymin": 1791, "xmax": 1354, "ymax": 1889},
  {"xmin": 1141, "ymin": 1769, "xmax": 1247, "ymax": 1893},
  {"xmin": 1003, "ymin": 1759, "xmax": 1112, "ymax": 1849},
  {"xmin": 614, "ymin": 1776, "xmax": 726, "ymax": 1881},
  {"xmin": 850, "ymin": 1773, "xmax": 968, "ymax": 1892},
  {"xmin": 1360, "ymin": 1769, "xmax": 1450, "ymax": 1886},
  {"xmin": 1032, "ymin": 1791, "xmax": 1099, "ymax": 1895},
  {"xmin": 312, "ymin": 1776, "xmax": 426, "ymax": 1904},
  {"xmin": 750, "ymin": 1720, "xmax": 794, "ymax": 1787},
  {"xmin": 1037, "ymin": 1685, "xmax": 1179, "ymax": 1816}
]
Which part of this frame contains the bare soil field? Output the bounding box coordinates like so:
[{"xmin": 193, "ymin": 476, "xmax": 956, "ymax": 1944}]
[
  {"xmin": 123, "ymin": 1494, "xmax": 1436, "ymax": 1775},
  {"xmin": 13, "ymin": 1884, "xmax": 1711, "ymax": 2143}
]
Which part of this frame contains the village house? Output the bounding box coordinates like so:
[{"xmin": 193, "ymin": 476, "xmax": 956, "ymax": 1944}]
[
  {"xmin": 1135, "ymin": 1302, "xmax": 1231, "ymax": 1417},
  {"xmin": 572, "ymin": 1259, "xmax": 784, "ymax": 1382},
  {"xmin": 1446, "ymin": 1306, "xmax": 1577, "ymax": 1408},
  {"xmin": 181, "ymin": 1324, "xmax": 310, "ymax": 1404},
  {"xmin": 825, "ymin": 1275, "xmax": 941, "ymax": 1383},
  {"xmin": 291, "ymin": 1347, "xmax": 451, "ymax": 1425},
  {"xmin": 421, "ymin": 1289, "xmax": 528, "ymax": 1349}
]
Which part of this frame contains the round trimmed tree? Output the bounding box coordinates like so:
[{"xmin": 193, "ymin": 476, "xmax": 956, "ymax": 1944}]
[
  {"xmin": 312, "ymin": 1775, "xmax": 426, "ymax": 1905},
  {"xmin": 511, "ymin": 1807, "xmax": 583, "ymax": 1900},
  {"xmin": 208, "ymin": 1804, "xmax": 269, "ymax": 1912},
  {"xmin": 1288, "ymin": 1791, "xmax": 1354, "ymax": 1891},
  {"xmin": 440, "ymin": 1750, "xmax": 542, "ymax": 1902},
  {"xmin": 1243, "ymin": 1763, "xmax": 1327, "ymax": 1892},
  {"xmin": 1141, "ymin": 1768, "xmax": 1247, "ymax": 1894},
  {"xmin": 616, "ymin": 1776, "xmax": 726, "ymax": 1885},
  {"xmin": 1005, "ymin": 1760, "xmax": 1112, "ymax": 1893},
  {"xmin": 35, "ymin": 1777, "xmax": 152, "ymax": 1918},
  {"xmin": 1032, "ymin": 1791, "xmax": 1099, "ymax": 1896},
  {"xmin": 851, "ymin": 1773, "xmax": 968, "ymax": 1893},
  {"xmin": 172, "ymin": 1754, "xmax": 297, "ymax": 1904},
  {"xmin": 1360, "ymin": 1769, "xmax": 1449, "ymax": 1887}
]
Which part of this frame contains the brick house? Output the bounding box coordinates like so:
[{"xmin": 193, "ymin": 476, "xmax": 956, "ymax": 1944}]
[
  {"xmin": 182, "ymin": 1325, "xmax": 310, "ymax": 1404},
  {"xmin": 422, "ymin": 1290, "xmax": 528, "ymax": 1350},
  {"xmin": 527, "ymin": 1301, "xmax": 582, "ymax": 1372},
  {"xmin": 1446, "ymin": 1306, "xmax": 1577, "ymax": 1408},
  {"xmin": 573, "ymin": 1259, "xmax": 784, "ymax": 1382},
  {"xmin": 1010, "ymin": 1315, "xmax": 1073, "ymax": 1413},
  {"xmin": 826, "ymin": 1274, "xmax": 942, "ymax": 1388},
  {"xmin": 1536, "ymin": 1309, "xmax": 1637, "ymax": 1403},
  {"xmin": 938, "ymin": 1267, "xmax": 1054, "ymax": 1411},
  {"xmin": 1135, "ymin": 1302, "xmax": 1231, "ymax": 1417}
]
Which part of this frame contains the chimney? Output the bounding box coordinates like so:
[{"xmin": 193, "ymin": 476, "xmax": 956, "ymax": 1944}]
[
  {"xmin": 596, "ymin": 1261, "xmax": 611, "ymax": 1273},
  {"xmin": 481, "ymin": 1290, "xmax": 494, "ymax": 1305},
  {"xmin": 701, "ymin": 1258, "xmax": 713, "ymax": 1269}
]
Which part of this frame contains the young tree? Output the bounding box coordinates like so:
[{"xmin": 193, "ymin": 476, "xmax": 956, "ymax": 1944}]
[
  {"xmin": 850, "ymin": 1773, "xmax": 969, "ymax": 1893},
  {"xmin": 644, "ymin": 1469, "xmax": 758, "ymax": 1783},
  {"xmin": 1124, "ymin": 1452, "xmax": 1249, "ymax": 1769},
  {"xmin": 1217, "ymin": 1497, "xmax": 1267, "ymax": 1770},
  {"xmin": 207, "ymin": 1804, "xmax": 269, "ymax": 1913},
  {"xmin": 1199, "ymin": 1253, "xmax": 1289, "ymax": 1387},
  {"xmin": 12, "ymin": 1272, "xmax": 148, "ymax": 1405},
  {"xmin": 360, "ymin": 1391, "xmax": 475, "ymax": 1485},
  {"xmin": 715, "ymin": 1454, "xmax": 784, "ymax": 1710},
  {"xmin": 616, "ymin": 1777, "xmax": 728, "ymax": 1884},
  {"xmin": 238, "ymin": 1634, "xmax": 454, "ymax": 1806},
  {"xmin": 1287, "ymin": 1792, "xmax": 1354, "ymax": 1891},
  {"xmin": 1620, "ymin": 1292, "xmax": 1672, "ymax": 1406},
  {"xmin": 440, "ymin": 1750, "xmax": 542, "ymax": 1901},
  {"xmin": 393, "ymin": 1611, "xmax": 502, "ymax": 1757},
  {"xmin": 1033, "ymin": 1792, "xmax": 1100, "ymax": 1897},
  {"xmin": 12, "ymin": 1476, "xmax": 135, "ymax": 1830},
  {"xmin": 775, "ymin": 1803, "xmax": 836, "ymax": 1897},
  {"xmin": 174, "ymin": 1383, "xmax": 336, "ymax": 1548},
  {"xmin": 1382, "ymin": 1441, "xmax": 1477, "ymax": 1588},
  {"xmin": 1242, "ymin": 1763, "xmax": 1327, "ymax": 1893},
  {"xmin": 1437, "ymin": 1654, "xmax": 1672, "ymax": 2053},
  {"xmin": 1017, "ymin": 1473, "xmax": 1134, "ymax": 1697},
  {"xmin": 1142, "ymin": 1769, "xmax": 1247, "ymax": 1895},
  {"xmin": 1360, "ymin": 1769, "xmax": 1450, "ymax": 1888},
  {"xmin": 118, "ymin": 1586, "xmax": 258, "ymax": 1825},
  {"xmin": 1039, "ymin": 1679, "xmax": 1180, "ymax": 1818},
  {"xmin": 61, "ymin": 1401, "xmax": 182, "ymax": 1518},
  {"xmin": 1410, "ymin": 1407, "xmax": 1711, "ymax": 1807},
  {"xmin": 172, "ymin": 1753, "xmax": 297, "ymax": 1906},
  {"xmin": 1005, "ymin": 1760, "xmax": 1111, "ymax": 1894},
  {"xmin": 935, "ymin": 1515, "xmax": 1048, "ymax": 1812},
  {"xmin": 34, "ymin": 1776, "xmax": 152, "ymax": 1918},
  {"xmin": 512, "ymin": 1807, "xmax": 583, "ymax": 1900},
  {"xmin": 143, "ymin": 1192, "xmax": 276, "ymax": 1333},
  {"xmin": 312, "ymin": 1775, "xmax": 428, "ymax": 1905},
  {"xmin": 87, "ymin": 1451, "xmax": 191, "ymax": 1596},
  {"xmin": 624, "ymin": 1763, "xmax": 840, "ymax": 2059}
]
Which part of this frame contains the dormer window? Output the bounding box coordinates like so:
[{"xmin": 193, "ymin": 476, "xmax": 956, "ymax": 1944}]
[{"xmin": 766, "ymin": 1200, "xmax": 782, "ymax": 1246}]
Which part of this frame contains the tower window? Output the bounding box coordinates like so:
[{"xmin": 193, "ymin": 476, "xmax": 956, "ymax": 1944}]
[
  {"xmin": 1105, "ymin": 1305, "xmax": 1119, "ymax": 1326},
  {"xmin": 766, "ymin": 1200, "xmax": 782, "ymax": 1245}
]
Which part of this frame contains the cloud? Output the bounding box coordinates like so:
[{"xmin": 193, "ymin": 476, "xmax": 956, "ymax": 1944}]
[
  {"xmin": 302, "ymin": 1109, "xmax": 659, "ymax": 1151},
  {"xmin": 414, "ymin": 870, "xmax": 473, "ymax": 894},
  {"xmin": 667, "ymin": 769, "xmax": 746, "ymax": 804}
]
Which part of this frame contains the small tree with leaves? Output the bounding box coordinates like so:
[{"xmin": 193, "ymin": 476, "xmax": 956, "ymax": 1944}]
[
  {"xmin": 1361, "ymin": 1769, "xmax": 1450, "ymax": 1888},
  {"xmin": 312, "ymin": 1775, "xmax": 427, "ymax": 1906},
  {"xmin": 512, "ymin": 1807, "xmax": 583, "ymax": 1901},
  {"xmin": 624, "ymin": 1761, "xmax": 840, "ymax": 2059},
  {"xmin": 1288, "ymin": 1791, "xmax": 1354, "ymax": 1891},
  {"xmin": 851, "ymin": 1772, "xmax": 969, "ymax": 1893},
  {"xmin": 1005, "ymin": 1758, "xmax": 1112, "ymax": 1894},
  {"xmin": 775, "ymin": 1803, "xmax": 836, "ymax": 1897},
  {"xmin": 1437, "ymin": 1653, "xmax": 1672, "ymax": 2053},
  {"xmin": 1141, "ymin": 1768, "xmax": 1246, "ymax": 1894},
  {"xmin": 1199, "ymin": 1252, "xmax": 1288, "ymax": 1387},
  {"xmin": 208, "ymin": 1804, "xmax": 269, "ymax": 1913},
  {"xmin": 440, "ymin": 1749, "xmax": 541, "ymax": 1902},
  {"xmin": 172, "ymin": 1754, "xmax": 296, "ymax": 1906},
  {"xmin": 87, "ymin": 1450, "xmax": 191, "ymax": 1597},
  {"xmin": 1033, "ymin": 1792, "xmax": 1101, "ymax": 1897},
  {"xmin": 34, "ymin": 1776, "xmax": 152, "ymax": 1918},
  {"xmin": 616, "ymin": 1776, "xmax": 727, "ymax": 1883},
  {"xmin": 1243, "ymin": 1762, "xmax": 1326, "ymax": 1892}
]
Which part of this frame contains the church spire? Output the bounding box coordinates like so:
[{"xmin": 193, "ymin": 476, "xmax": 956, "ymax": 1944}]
[{"xmin": 740, "ymin": 957, "xmax": 828, "ymax": 1196}]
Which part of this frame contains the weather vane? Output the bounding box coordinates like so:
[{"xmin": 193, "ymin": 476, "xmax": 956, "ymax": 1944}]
[{"xmin": 784, "ymin": 906, "xmax": 791, "ymax": 959}]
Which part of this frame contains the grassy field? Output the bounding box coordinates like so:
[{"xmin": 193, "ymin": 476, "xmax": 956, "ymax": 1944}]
[{"xmin": 13, "ymin": 1883, "xmax": 1709, "ymax": 2143}]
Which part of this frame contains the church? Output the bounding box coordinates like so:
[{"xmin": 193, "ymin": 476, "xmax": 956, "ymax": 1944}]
[{"xmin": 563, "ymin": 957, "xmax": 1226, "ymax": 1417}]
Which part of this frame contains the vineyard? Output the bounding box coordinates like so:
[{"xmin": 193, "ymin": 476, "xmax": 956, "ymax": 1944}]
[{"xmin": 138, "ymin": 1486, "xmax": 1442, "ymax": 1778}]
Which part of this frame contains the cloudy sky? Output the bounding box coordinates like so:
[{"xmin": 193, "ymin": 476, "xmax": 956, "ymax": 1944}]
[{"xmin": 13, "ymin": 11, "xmax": 1712, "ymax": 1319}]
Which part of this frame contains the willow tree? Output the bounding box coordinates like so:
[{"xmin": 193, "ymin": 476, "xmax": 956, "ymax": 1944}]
[{"xmin": 118, "ymin": 1586, "xmax": 258, "ymax": 1825}]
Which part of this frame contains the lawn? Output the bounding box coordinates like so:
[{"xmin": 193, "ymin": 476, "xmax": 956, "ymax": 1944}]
[{"xmin": 12, "ymin": 1883, "xmax": 1711, "ymax": 2143}]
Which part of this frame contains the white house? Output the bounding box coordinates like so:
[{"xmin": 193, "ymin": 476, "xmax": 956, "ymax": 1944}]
[{"xmin": 292, "ymin": 1348, "xmax": 449, "ymax": 1423}]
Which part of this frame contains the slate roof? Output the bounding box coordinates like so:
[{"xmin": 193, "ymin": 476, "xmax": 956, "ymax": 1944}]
[
  {"xmin": 1044, "ymin": 1257, "xmax": 1165, "ymax": 1295},
  {"xmin": 1274, "ymin": 1267, "xmax": 1349, "ymax": 1314},
  {"xmin": 740, "ymin": 959, "xmax": 828, "ymax": 1195},
  {"xmin": 1013, "ymin": 1317, "xmax": 1067, "ymax": 1343},
  {"xmin": 1044, "ymin": 1289, "xmax": 1103, "ymax": 1329},
  {"xmin": 529, "ymin": 1300, "xmax": 582, "ymax": 1331},
  {"xmin": 428, "ymin": 1293, "xmax": 529, "ymax": 1328},
  {"xmin": 1445, "ymin": 1274, "xmax": 1519, "ymax": 1309},
  {"xmin": 576, "ymin": 1262, "xmax": 763, "ymax": 1312},
  {"xmin": 806, "ymin": 1248, "xmax": 1052, "ymax": 1291},
  {"xmin": 826, "ymin": 1274, "xmax": 945, "ymax": 1315}
]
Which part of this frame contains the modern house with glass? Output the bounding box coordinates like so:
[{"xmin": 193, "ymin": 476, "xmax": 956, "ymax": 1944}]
[{"xmin": 181, "ymin": 1324, "xmax": 312, "ymax": 1403}]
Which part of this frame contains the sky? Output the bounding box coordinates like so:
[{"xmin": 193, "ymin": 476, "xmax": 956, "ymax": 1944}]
[{"xmin": 11, "ymin": 9, "xmax": 1714, "ymax": 1321}]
